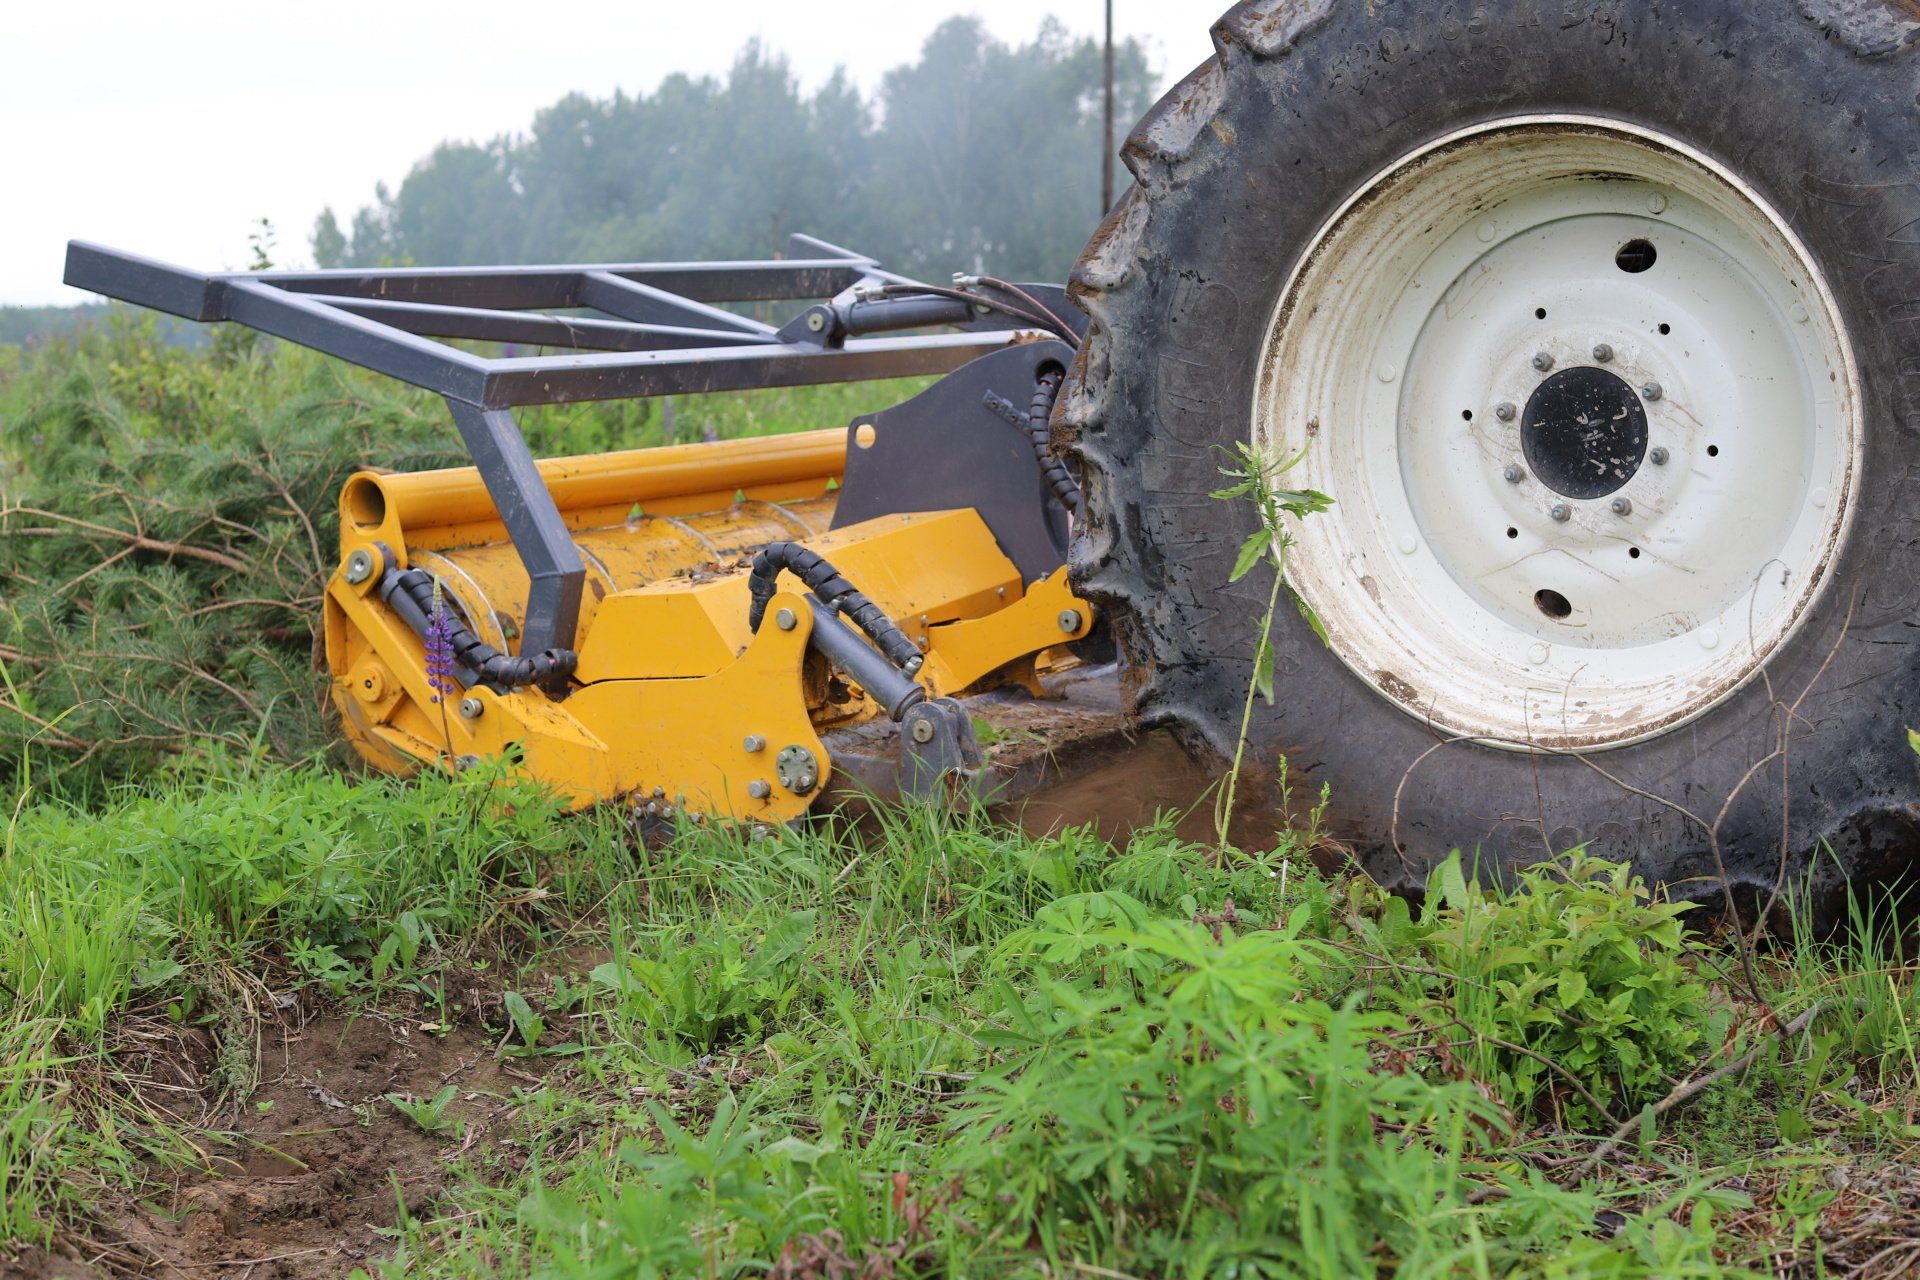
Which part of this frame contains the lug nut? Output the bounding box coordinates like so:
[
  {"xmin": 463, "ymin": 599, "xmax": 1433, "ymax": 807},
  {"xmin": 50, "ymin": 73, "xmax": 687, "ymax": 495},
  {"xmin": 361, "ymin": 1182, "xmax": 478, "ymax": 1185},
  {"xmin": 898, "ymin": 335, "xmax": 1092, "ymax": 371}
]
[
  {"xmin": 1494, "ymin": 402, "xmax": 1516, "ymax": 422},
  {"xmin": 1649, "ymin": 447, "xmax": 1669, "ymax": 466},
  {"xmin": 1642, "ymin": 382, "xmax": 1663, "ymax": 401},
  {"xmin": 458, "ymin": 695, "xmax": 484, "ymax": 720},
  {"xmin": 1610, "ymin": 497, "xmax": 1633, "ymax": 516},
  {"xmin": 1532, "ymin": 352, "xmax": 1555, "ymax": 373},
  {"xmin": 1502, "ymin": 464, "xmax": 1524, "ymax": 484},
  {"xmin": 1550, "ymin": 503, "xmax": 1571, "ymax": 523},
  {"xmin": 1592, "ymin": 343, "xmax": 1614, "ymax": 363}
]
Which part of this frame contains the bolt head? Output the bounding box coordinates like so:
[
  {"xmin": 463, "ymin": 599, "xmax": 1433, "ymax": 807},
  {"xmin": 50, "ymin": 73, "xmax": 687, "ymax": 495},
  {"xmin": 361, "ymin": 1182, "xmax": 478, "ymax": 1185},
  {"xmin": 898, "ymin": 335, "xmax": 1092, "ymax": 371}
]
[
  {"xmin": 1550, "ymin": 503, "xmax": 1571, "ymax": 523},
  {"xmin": 343, "ymin": 548, "xmax": 375, "ymax": 584},
  {"xmin": 1057, "ymin": 609, "xmax": 1082, "ymax": 635},
  {"xmin": 905, "ymin": 654, "xmax": 924, "ymax": 672},
  {"xmin": 1642, "ymin": 382, "xmax": 1663, "ymax": 402},
  {"xmin": 910, "ymin": 718, "xmax": 936, "ymax": 744},
  {"xmin": 747, "ymin": 779, "xmax": 771, "ymax": 800},
  {"xmin": 1502, "ymin": 464, "xmax": 1524, "ymax": 484},
  {"xmin": 1592, "ymin": 343, "xmax": 1614, "ymax": 363},
  {"xmin": 775, "ymin": 607, "xmax": 798, "ymax": 631},
  {"xmin": 1532, "ymin": 352, "xmax": 1555, "ymax": 373},
  {"xmin": 743, "ymin": 735, "xmax": 766, "ymax": 753},
  {"xmin": 806, "ymin": 311, "xmax": 826, "ymax": 332},
  {"xmin": 1494, "ymin": 402, "xmax": 1517, "ymax": 422},
  {"xmin": 1610, "ymin": 497, "xmax": 1633, "ymax": 516},
  {"xmin": 1649, "ymin": 446, "xmax": 1670, "ymax": 466},
  {"xmin": 457, "ymin": 695, "xmax": 484, "ymax": 720},
  {"xmin": 454, "ymin": 754, "xmax": 481, "ymax": 771}
]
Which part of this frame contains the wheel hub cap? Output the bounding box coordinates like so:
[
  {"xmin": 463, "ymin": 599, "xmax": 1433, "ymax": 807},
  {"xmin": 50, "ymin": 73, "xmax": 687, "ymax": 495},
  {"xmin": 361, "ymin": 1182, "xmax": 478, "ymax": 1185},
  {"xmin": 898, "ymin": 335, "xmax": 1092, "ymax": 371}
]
[{"xmin": 1521, "ymin": 366, "xmax": 1648, "ymax": 500}]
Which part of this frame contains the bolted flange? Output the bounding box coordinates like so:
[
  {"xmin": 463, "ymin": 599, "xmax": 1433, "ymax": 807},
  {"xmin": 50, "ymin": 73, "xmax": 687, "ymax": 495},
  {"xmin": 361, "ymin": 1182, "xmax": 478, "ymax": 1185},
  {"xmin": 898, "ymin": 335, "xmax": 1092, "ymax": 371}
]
[{"xmin": 776, "ymin": 744, "xmax": 819, "ymax": 795}]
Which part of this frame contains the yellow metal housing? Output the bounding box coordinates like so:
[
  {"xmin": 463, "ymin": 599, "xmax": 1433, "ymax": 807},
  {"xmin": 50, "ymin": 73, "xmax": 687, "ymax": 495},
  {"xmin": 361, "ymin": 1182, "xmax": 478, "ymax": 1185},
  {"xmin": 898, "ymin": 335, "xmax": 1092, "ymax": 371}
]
[{"xmin": 325, "ymin": 426, "xmax": 1090, "ymax": 819}]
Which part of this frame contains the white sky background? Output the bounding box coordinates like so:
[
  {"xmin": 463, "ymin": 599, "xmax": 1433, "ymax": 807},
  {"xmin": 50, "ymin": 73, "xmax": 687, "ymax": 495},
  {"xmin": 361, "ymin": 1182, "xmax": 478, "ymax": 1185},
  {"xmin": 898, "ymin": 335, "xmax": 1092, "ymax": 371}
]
[{"xmin": 2, "ymin": 1, "xmax": 1220, "ymax": 306}]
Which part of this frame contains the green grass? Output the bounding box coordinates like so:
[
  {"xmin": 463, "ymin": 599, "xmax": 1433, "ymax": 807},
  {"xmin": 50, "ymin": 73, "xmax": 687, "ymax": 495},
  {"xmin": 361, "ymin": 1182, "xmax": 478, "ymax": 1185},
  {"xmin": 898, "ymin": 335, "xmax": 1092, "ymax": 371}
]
[{"xmin": 4, "ymin": 756, "xmax": 1917, "ymax": 1277}]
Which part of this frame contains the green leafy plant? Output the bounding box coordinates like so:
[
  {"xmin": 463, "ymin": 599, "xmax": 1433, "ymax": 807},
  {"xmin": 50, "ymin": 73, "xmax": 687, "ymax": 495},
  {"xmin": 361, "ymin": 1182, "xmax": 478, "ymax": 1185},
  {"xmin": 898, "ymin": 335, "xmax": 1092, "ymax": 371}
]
[
  {"xmin": 386, "ymin": 1084, "xmax": 461, "ymax": 1137},
  {"xmin": 1386, "ymin": 850, "xmax": 1720, "ymax": 1127},
  {"xmin": 591, "ymin": 910, "xmax": 818, "ymax": 1050},
  {"xmin": 1209, "ymin": 441, "xmax": 1332, "ymax": 849},
  {"xmin": 953, "ymin": 910, "xmax": 1496, "ymax": 1272}
]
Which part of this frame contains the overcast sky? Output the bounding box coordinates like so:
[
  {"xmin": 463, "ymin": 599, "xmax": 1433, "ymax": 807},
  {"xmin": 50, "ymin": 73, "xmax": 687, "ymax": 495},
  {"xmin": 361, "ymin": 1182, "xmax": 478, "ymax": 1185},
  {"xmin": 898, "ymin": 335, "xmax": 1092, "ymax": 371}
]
[{"xmin": 4, "ymin": 1, "xmax": 1216, "ymax": 307}]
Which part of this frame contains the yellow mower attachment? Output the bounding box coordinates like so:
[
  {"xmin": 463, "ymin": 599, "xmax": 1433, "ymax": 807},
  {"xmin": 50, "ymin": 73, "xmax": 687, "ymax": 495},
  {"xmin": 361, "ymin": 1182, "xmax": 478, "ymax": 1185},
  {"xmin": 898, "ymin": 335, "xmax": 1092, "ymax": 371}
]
[
  {"xmin": 324, "ymin": 425, "xmax": 1090, "ymax": 822},
  {"xmin": 64, "ymin": 235, "xmax": 1097, "ymax": 821}
]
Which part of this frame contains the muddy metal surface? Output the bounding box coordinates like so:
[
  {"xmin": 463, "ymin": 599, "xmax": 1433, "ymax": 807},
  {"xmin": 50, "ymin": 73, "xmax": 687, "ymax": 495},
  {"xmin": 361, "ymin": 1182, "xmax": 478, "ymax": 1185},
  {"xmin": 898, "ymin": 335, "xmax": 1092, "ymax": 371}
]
[{"xmin": 824, "ymin": 662, "xmax": 1287, "ymax": 850}]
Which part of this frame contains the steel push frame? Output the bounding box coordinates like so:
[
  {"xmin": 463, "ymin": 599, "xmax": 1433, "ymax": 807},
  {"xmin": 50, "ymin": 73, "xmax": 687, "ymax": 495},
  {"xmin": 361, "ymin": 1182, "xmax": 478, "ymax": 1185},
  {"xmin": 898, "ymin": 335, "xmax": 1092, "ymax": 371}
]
[{"xmin": 63, "ymin": 234, "xmax": 1061, "ymax": 660}]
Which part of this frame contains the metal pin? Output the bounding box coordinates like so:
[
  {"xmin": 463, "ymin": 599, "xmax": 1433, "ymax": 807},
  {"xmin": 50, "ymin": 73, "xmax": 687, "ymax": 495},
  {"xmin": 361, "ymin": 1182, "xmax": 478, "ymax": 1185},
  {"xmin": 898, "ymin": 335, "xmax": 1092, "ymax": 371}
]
[
  {"xmin": 748, "ymin": 779, "xmax": 771, "ymax": 800},
  {"xmin": 775, "ymin": 607, "xmax": 797, "ymax": 631},
  {"xmin": 458, "ymin": 695, "xmax": 484, "ymax": 720},
  {"xmin": 743, "ymin": 735, "xmax": 766, "ymax": 753}
]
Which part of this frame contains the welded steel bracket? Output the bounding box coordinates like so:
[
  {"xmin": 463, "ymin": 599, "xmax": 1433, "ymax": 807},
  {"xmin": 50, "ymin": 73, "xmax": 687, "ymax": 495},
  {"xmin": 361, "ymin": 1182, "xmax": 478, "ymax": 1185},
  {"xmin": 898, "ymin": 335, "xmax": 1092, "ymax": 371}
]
[{"xmin": 901, "ymin": 697, "xmax": 985, "ymax": 802}]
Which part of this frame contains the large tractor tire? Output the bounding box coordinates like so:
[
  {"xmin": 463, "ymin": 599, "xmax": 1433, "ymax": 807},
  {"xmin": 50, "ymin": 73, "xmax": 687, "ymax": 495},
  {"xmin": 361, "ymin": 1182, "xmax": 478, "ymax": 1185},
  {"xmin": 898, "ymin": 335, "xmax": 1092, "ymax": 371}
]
[{"xmin": 1064, "ymin": 0, "xmax": 1920, "ymax": 907}]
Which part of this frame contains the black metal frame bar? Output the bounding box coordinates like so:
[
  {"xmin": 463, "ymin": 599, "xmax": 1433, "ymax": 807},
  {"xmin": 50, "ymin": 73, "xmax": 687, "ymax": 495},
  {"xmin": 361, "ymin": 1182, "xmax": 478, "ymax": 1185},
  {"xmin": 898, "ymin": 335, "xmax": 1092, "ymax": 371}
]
[{"xmin": 61, "ymin": 233, "xmax": 1064, "ymax": 663}]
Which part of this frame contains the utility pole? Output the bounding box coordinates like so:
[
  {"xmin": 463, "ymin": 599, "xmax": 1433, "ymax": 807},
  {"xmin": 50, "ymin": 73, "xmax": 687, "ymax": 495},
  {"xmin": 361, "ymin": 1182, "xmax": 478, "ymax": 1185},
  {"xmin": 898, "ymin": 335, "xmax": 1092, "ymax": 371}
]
[{"xmin": 1101, "ymin": 0, "xmax": 1115, "ymax": 214}]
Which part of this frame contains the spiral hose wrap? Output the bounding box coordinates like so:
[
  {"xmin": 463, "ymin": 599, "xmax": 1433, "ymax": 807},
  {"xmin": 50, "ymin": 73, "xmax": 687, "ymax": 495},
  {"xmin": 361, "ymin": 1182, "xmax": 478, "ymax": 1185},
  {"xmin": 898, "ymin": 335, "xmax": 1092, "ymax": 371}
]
[{"xmin": 746, "ymin": 543, "xmax": 922, "ymax": 670}]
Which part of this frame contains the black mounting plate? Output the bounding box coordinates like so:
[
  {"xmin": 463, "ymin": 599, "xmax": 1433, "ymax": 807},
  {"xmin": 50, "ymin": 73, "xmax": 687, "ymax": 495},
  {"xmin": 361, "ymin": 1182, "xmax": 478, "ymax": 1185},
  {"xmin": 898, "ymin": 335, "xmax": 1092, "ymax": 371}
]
[{"xmin": 829, "ymin": 341, "xmax": 1074, "ymax": 584}]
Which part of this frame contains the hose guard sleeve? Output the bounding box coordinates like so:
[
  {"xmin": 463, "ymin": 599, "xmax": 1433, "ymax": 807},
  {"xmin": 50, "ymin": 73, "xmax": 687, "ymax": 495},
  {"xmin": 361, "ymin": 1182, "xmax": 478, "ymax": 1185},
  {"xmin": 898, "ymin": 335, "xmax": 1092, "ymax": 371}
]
[
  {"xmin": 746, "ymin": 542, "xmax": 923, "ymax": 670},
  {"xmin": 379, "ymin": 567, "xmax": 578, "ymax": 688}
]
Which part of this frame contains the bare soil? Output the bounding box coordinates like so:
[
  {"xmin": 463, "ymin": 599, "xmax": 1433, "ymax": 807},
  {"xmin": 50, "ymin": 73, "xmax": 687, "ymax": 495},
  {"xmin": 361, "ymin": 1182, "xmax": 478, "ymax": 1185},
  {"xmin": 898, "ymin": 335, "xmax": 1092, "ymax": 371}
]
[{"xmin": 20, "ymin": 1002, "xmax": 543, "ymax": 1280}]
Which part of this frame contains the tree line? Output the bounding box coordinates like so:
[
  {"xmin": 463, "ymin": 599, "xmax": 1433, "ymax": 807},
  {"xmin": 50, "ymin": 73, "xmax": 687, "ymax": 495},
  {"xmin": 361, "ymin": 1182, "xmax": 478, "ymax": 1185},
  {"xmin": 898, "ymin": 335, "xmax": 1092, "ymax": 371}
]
[{"xmin": 312, "ymin": 18, "xmax": 1160, "ymax": 285}]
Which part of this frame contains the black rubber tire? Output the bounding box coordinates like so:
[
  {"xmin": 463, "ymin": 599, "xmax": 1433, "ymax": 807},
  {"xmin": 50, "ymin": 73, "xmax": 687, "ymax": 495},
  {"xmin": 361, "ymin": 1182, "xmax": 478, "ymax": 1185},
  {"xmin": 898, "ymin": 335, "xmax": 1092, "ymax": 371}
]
[{"xmin": 1062, "ymin": 0, "xmax": 1920, "ymax": 910}]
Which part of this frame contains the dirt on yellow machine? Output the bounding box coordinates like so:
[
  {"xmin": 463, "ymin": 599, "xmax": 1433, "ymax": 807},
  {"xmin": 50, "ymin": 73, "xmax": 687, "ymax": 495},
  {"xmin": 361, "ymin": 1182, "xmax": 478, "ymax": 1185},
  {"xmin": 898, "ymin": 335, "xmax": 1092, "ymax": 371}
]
[{"xmin": 65, "ymin": 234, "xmax": 1100, "ymax": 824}]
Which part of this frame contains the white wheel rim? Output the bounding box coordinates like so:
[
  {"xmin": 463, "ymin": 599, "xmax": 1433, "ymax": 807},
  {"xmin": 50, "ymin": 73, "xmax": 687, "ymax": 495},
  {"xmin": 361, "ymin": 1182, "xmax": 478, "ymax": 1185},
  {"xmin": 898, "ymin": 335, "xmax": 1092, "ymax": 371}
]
[{"xmin": 1254, "ymin": 117, "xmax": 1860, "ymax": 751}]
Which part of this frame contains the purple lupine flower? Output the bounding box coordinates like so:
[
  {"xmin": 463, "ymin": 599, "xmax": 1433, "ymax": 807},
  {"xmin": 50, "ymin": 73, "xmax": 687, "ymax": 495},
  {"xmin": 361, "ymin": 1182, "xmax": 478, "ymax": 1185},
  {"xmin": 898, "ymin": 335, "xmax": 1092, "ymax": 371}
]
[{"xmin": 425, "ymin": 581, "xmax": 458, "ymax": 705}]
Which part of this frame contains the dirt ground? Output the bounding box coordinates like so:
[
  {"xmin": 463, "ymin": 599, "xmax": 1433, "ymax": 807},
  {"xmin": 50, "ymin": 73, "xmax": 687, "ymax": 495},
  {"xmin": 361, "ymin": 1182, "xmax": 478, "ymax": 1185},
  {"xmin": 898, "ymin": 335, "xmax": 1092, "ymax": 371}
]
[{"xmin": 15, "ymin": 1002, "xmax": 538, "ymax": 1280}]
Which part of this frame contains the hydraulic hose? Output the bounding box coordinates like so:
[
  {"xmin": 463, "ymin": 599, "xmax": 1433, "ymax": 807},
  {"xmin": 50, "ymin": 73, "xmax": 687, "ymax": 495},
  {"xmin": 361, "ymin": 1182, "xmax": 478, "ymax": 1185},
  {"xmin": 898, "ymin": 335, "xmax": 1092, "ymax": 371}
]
[
  {"xmin": 746, "ymin": 543, "xmax": 923, "ymax": 672},
  {"xmin": 377, "ymin": 566, "xmax": 578, "ymax": 689},
  {"xmin": 1025, "ymin": 369, "xmax": 1081, "ymax": 517}
]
